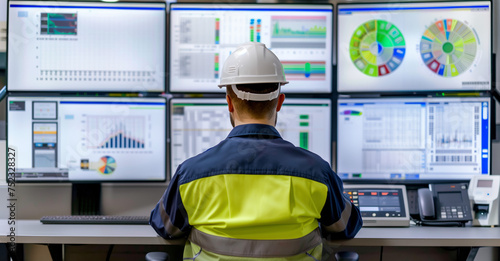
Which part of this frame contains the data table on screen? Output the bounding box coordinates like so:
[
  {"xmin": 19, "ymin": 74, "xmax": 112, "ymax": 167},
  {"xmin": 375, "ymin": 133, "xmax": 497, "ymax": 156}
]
[
  {"xmin": 169, "ymin": 98, "xmax": 332, "ymax": 174},
  {"xmin": 337, "ymin": 97, "xmax": 490, "ymax": 181}
]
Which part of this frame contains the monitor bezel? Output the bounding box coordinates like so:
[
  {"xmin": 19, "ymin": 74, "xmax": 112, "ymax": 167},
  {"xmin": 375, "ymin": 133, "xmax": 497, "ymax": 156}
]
[
  {"xmin": 168, "ymin": 96, "xmax": 334, "ymax": 178},
  {"xmin": 6, "ymin": 94, "xmax": 168, "ymax": 183},
  {"xmin": 167, "ymin": 2, "xmax": 334, "ymax": 95},
  {"xmin": 336, "ymin": 94, "xmax": 493, "ymax": 185},
  {"xmin": 6, "ymin": 0, "xmax": 167, "ymax": 94},
  {"xmin": 335, "ymin": 0, "xmax": 493, "ymax": 95}
]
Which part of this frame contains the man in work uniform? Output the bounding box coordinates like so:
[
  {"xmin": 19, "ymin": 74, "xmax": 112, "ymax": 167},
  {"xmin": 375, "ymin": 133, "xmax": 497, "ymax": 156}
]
[{"xmin": 150, "ymin": 42, "xmax": 362, "ymax": 260}]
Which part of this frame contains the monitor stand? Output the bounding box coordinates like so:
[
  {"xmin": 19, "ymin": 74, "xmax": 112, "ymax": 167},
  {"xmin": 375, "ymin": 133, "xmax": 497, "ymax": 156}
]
[{"xmin": 71, "ymin": 183, "xmax": 101, "ymax": 215}]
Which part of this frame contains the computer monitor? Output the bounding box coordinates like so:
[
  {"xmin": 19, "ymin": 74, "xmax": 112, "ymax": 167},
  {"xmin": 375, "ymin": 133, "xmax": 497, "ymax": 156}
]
[
  {"xmin": 169, "ymin": 3, "xmax": 333, "ymax": 94},
  {"xmin": 337, "ymin": 1, "xmax": 491, "ymax": 93},
  {"xmin": 7, "ymin": 1, "xmax": 166, "ymax": 92},
  {"xmin": 337, "ymin": 96, "xmax": 491, "ymax": 182},
  {"xmin": 170, "ymin": 98, "xmax": 332, "ymax": 175},
  {"xmin": 7, "ymin": 96, "xmax": 166, "ymax": 182}
]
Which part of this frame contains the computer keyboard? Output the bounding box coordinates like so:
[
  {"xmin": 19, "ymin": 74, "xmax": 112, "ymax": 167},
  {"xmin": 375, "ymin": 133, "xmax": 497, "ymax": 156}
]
[{"xmin": 40, "ymin": 215, "xmax": 150, "ymax": 225}]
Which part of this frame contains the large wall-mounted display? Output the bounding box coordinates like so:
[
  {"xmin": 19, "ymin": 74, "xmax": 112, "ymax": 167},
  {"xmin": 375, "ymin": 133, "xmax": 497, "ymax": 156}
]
[
  {"xmin": 169, "ymin": 3, "xmax": 333, "ymax": 93},
  {"xmin": 337, "ymin": 97, "xmax": 491, "ymax": 182},
  {"xmin": 337, "ymin": 1, "xmax": 491, "ymax": 92},
  {"xmin": 8, "ymin": 1, "xmax": 166, "ymax": 92},
  {"xmin": 8, "ymin": 96, "xmax": 167, "ymax": 182},
  {"xmin": 170, "ymin": 98, "xmax": 332, "ymax": 175}
]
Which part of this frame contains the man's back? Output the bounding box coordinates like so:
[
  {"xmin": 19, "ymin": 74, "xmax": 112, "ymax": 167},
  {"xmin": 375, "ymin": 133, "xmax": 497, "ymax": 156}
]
[{"xmin": 150, "ymin": 124, "xmax": 362, "ymax": 259}]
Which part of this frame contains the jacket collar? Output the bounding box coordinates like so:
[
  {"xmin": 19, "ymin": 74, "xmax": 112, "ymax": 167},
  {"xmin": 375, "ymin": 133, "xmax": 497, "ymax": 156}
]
[{"xmin": 227, "ymin": 124, "xmax": 282, "ymax": 139}]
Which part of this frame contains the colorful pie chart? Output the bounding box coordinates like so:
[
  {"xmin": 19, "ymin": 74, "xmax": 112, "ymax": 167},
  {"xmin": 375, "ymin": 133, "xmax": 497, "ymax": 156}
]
[
  {"xmin": 420, "ymin": 19, "xmax": 477, "ymax": 77},
  {"xmin": 349, "ymin": 20, "xmax": 406, "ymax": 77},
  {"xmin": 97, "ymin": 156, "xmax": 116, "ymax": 175}
]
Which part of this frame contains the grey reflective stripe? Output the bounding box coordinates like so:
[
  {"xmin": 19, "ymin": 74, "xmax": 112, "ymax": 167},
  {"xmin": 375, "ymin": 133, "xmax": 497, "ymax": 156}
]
[
  {"xmin": 159, "ymin": 197, "xmax": 184, "ymax": 237},
  {"xmin": 188, "ymin": 228, "xmax": 322, "ymax": 258},
  {"xmin": 324, "ymin": 197, "xmax": 352, "ymax": 233}
]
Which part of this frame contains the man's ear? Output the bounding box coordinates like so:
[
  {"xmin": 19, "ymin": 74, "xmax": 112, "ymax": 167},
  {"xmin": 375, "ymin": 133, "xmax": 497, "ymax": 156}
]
[
  {"xmin": 276, "ymin": 93, "xmax": 285, "ymax": 112},
  {"xmin": 226, "ymin": 95, "xmax": 234, "ymax": 112}
]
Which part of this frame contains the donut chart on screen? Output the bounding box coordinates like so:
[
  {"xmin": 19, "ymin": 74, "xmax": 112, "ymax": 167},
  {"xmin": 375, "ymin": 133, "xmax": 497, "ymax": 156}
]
[
  {"xmin": 420, "ymin": 19, "xmax": 477, "ymax": 77},
  {"xmin": 97, "ymin": 156, "xmax": 116, "ymax": 175},
  {"xmin": 349, "ymin": 20, "xmax": 406, "ymax": 77}
]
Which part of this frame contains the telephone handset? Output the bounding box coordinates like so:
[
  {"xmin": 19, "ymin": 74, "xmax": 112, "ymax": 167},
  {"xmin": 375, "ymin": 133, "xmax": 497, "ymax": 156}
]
[
  {"xmin": 418, "ymin": 188, "xmax": 435, "ymax": 220},
  {"xmin": 417, "ymin": 183, "xmax": 472, "ymax": 226}
]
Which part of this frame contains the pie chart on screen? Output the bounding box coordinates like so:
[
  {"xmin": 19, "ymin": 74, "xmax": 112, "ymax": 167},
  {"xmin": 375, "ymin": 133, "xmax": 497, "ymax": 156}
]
[
  {"xmin": 97, "ymin": 156, "xmax": 116, "ymax": 175},
  {"xmin": 349, "ymin": 19, "xmax": 406, "ymax": 77},
  {"xmin": 420, "ymin": 19, "xmax": 477, "ymax": 77}
]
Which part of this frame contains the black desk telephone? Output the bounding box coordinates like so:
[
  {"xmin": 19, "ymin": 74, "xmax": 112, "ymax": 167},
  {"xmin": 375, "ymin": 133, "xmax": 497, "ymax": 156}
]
[{"xmin": 417, "ymin": 183, "xmax": 472, "ymax": 226}]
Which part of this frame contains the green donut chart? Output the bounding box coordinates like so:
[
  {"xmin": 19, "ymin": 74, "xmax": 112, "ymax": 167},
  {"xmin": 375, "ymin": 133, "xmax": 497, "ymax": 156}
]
[
  {"xmin": 420, "ymin": 19, "xmax": 477, "ymax": 77},
  {"xmin": 349, "ymin": 20, "xmax": 406, "ymax": 77}
]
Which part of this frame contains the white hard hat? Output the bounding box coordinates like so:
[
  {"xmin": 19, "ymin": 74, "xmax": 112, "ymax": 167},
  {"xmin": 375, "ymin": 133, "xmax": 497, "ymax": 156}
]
[{"xmin": 218, "ymin": 42, "xmax": 288, "ymax": 101}]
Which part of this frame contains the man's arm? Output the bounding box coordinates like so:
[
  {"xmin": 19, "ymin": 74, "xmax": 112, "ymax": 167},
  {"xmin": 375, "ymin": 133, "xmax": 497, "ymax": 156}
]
[
  {"xmin": 319, "ymin": 170, "xmax": 363, "ymax": 239},
  {"xmin": 149, "ymin": 170, "xmax": 191, "ymax": 239}
]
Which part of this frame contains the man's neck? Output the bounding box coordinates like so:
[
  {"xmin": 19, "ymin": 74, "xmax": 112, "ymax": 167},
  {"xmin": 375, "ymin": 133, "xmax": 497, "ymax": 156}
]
[
  {"xmin": 233, "ymin": 115, "xmax": 276, "ymax": 127},
  {"xmin": 233, "ymin": 119, "xmax": 274, "ymax": 127}
]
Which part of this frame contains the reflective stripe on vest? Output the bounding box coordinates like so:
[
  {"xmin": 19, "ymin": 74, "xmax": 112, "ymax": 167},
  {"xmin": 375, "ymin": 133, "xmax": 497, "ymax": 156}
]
[
  {"xmin": 323, "ymin": 197, "xmax": 352, "ymax": 233},
  {"xmin": 188, "ymin": 227, "xmax": 322, "ymax": 258},
  {"xmin": 158, "ymin": 196, "xmax": 184, "ymax": 238}
]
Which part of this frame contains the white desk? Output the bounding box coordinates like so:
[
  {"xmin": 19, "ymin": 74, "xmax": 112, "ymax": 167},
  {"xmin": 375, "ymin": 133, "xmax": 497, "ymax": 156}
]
[
  {"xmin": 328, "ymin": 226, "xmax": 500, "ymax": 247},
  {"xmin": 5, "ymin": 220, "xmax": 500, "ymax": 260},
  {"xmin": 5, "ymin": 220, "xmax": 500, "ymax": 247},
  {"xmin": 9, "ymin": 220, "xmax": 183, "ymax": 261},
  {"xmin": 15, "ymin": 220, "xmax": 183, "ymax": 245}
]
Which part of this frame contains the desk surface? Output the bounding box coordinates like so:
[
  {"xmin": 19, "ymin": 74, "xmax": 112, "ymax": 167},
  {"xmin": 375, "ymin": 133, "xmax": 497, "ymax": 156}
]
[
  {"xmin": 13, "ymin": 220, "xmax": 184, "ymax": 245},
  {"xmin": 4, "ymin": 220, "xmax": 500, "ymax": 247}
]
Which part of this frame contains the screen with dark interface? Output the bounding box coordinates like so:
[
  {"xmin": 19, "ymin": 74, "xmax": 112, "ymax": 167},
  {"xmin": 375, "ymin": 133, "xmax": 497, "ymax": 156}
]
[
  {"xmin": 344, "ymin": 188, "xmax": 406, "ymax": 218},
  {"xmin": 438, "ymin": 191, "xmax": 463, "ymax": 205}
]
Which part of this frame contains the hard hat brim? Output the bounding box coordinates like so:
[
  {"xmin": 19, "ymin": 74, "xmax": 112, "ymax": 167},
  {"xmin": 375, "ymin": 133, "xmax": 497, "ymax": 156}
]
[{"xmin": 218, "ymin": 81, "xmax": 289, "ymax": 88}]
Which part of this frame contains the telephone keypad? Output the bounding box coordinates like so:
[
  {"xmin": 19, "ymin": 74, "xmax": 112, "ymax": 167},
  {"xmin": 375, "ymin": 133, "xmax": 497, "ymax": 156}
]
[{"xmin": 440, "ymin": 206, "xmax": 468, "ymax": 219}]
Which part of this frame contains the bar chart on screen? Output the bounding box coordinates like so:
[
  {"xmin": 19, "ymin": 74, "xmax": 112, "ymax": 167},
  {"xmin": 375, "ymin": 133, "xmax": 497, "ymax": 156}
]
[
  {"xmin": 8, "ymin": 1, "xmax": 166, "ymax": 92},
  {"xmin": 169, "ymin": 3, "xmax": 333, "ymax": 93},
  {"xmin": 86, "ymin": 115, "xmax": 146, "ymax": 150}
]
